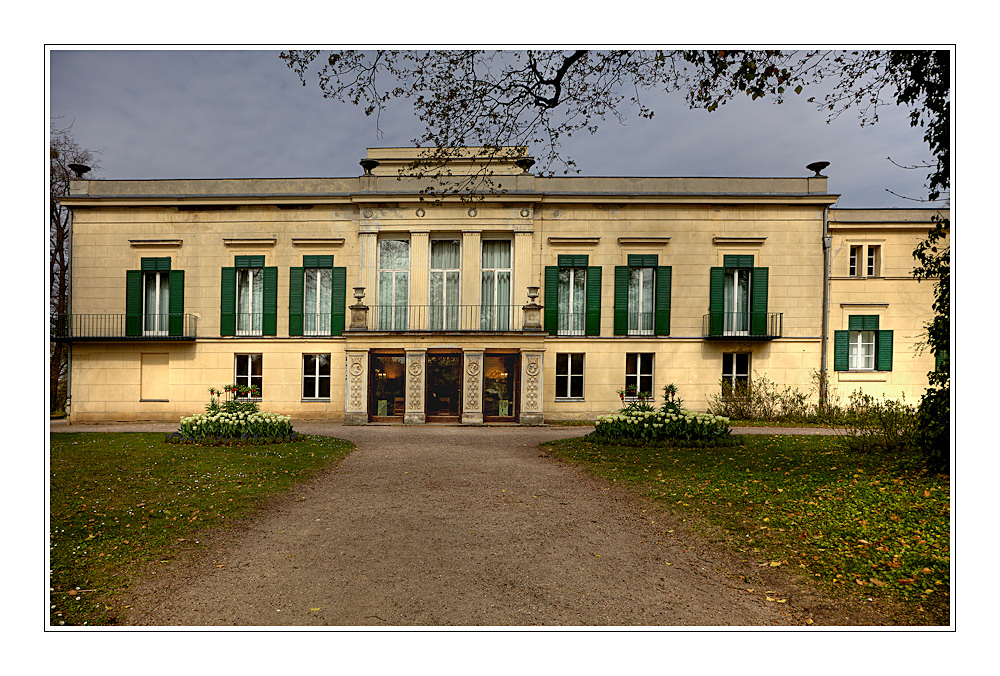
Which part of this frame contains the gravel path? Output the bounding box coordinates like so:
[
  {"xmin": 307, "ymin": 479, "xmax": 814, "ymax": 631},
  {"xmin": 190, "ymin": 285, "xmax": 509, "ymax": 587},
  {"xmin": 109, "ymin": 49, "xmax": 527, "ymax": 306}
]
[{"xmin": 90, "ymin": 424, "xmax": 825, "ymax": 627}]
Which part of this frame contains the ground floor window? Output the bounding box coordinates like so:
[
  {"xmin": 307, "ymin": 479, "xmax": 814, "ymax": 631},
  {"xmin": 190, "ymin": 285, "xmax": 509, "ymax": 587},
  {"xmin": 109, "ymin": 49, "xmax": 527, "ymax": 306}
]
[
  {"xmin": 371, "ymin": 352, "xmax": 406, "ymax": 418},
  {"xmin": 234, "ymin": 353, "xmax": 262, "ymax": 398},
  {"xmin": 302, "ymin": 354, "xmax": 331, "ymax": 399},
  {"xmin": 483, "ymin": 353, "xmax": 518, "ymax": 419},
  {"xmin": 555, "ymin": 353, "xmax": 584, "ymax": 399},
  {"xmin": 722, "ymin": 353, "xmax": 750, "ymax": 397},
  {"xmin": 624, "ymin": 353, "xmax": 654, "ymax": 399}
]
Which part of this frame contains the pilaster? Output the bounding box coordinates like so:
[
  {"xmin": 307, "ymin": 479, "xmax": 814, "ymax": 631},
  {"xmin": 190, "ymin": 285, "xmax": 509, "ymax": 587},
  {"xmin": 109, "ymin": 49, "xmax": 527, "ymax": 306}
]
[
  {"xmin": 519, "ymin": 350, "xmax": 544, "ymax": 425},
  {"xmin": 461, "ymin": 349, "xmax": 484, "ymax": 425},
  {"xmin": 344, "ymin": 349, "xmax": 369, "ymax": 424},
  {"xmin": 404, "ymin": 348, "xmax": 426, "ymax": 424}
]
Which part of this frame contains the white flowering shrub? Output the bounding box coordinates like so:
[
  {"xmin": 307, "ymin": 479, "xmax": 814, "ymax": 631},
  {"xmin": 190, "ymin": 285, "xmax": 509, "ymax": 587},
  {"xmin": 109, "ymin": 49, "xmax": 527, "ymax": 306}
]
[
  {"xmin": 167, "ymin": 389, "xmax": 301, "ymax": 445},
  {"xmin": 593, "ymin": 384, "xmax": 732, "ymax": 445}
]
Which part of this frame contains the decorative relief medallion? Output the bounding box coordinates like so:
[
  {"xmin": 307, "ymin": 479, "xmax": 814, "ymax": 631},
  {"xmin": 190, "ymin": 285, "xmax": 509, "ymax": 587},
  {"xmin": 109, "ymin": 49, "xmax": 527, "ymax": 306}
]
[
  {"xmin": 467, "ymin": 207, "xmax": 478, "ymax": 218},
  {"xmin": 362, "ymin": 208, "xmax": 374, "ymax": 219},
  {"xmin": 348, "ymin": 356, "xmax": 365, "ymax": 410},
  {"xmin": 408, "ymin": 357, "xmax": 423, "ymax": 377},
  {"xmin": 524, "ymin": 356, "xmax": 540, "ymax": 410},
  {"xmin": 467, "ymin": 359, "xmax": 481, "ymax": 376},
  {"xmin": 520, "ymin": 208, "xmax": 531, "ymax": 218},
  {"xmin": 525, "ymin": 359, "xmax": 540, "ymax": 377},
  {"xmin": 415, "ymin": 208, "xmax": 426, "ymax": 218}
]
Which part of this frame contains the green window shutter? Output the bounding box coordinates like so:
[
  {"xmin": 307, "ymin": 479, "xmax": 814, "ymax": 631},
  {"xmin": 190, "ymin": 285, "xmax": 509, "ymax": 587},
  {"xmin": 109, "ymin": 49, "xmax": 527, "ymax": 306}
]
[
  {"xmin": 751, "ymin": 267, "xmax": 769, "ymax": 335},
  {"xmin": 849, "ymin": 315, "xmax": 879, "ymax": 331},
  {"xmin": 709, "ymin": 267, "xmax": 725, "ymax": 335},
  {"xmin": 628, "ymin": 254, "xmax": 657, "ymax": 268},
  {"xmin": 655, "ymin": 266, "xmax": 672, "ymax": 336},
  {"xmin": 331, "ymin": 266, "xmax": 347, "ymax": 336},
  {"xmin": 558, "ymin": 254, "xmax": 588, "ymax": 268},
  {"xmin": 585, "ymin": 266, "xmax": 602, "ymax": 336},
  {"xmin": 724, "ymin": 254, "xmax": 753, "ymax": 269},
  {"xmin": 125, "ymin": 270, "xmax": 142, "ymax": 337},
  {"xmin": 288, "ymin": 267, "xmax": 304, "ymax": 336},
  {"xmin": 613, "ymin": 266, "xmax": 629, "ymax": 336},
  {"xmin": 877, "ymin": 330, "xmax": 893, "ymax": 371},
  {"xmin": 544, "ymin": 266, "xmax": 559, "ymax": 335},
  {"xmin": 220, "ymin": 267, "xmax": 236, "ymax": 336},
  {"xmin": 262, "ymin": 266, "xmax": 278, "ymax": 336},
  {"xmin": 168, "ymin": 270, "xmax": 185, "ymax": 336},
  {"xmin": 833, "ymin": 330, "xmax": 849, "ymax": 371},
  {"xmin": 235, "ymin": 255, "xmax": 265, "ymax": 268},
  {"xmin": 141, "ymin": 257, "xmax": 171, "ymax": 271},
  {"xmin": 303, "ymin": 255, "xmax": 334, "ymax": 268}
]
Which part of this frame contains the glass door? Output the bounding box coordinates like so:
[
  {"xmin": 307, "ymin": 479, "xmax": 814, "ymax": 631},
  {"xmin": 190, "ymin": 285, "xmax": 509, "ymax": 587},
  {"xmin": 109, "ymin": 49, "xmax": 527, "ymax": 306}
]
[
  {"xmin": 723, "ymin": 268, "xmax": 750, "ymax": 335},
  {"xmin": 370, "ymin": 353, "xmax": 406, "ymax": 421},
  {"xmin": 425, "ymin": 352, "xmax": 462, "ymax": 421},
  {"xmin": 483, "ymin": 353, "xmax": 519, "ymax": 421}
]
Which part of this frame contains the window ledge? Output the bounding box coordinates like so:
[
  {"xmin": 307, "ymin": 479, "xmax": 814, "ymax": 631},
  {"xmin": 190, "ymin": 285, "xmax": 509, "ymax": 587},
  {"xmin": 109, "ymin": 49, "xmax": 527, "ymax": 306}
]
[
  {"xmin": 301, "ymin": 399, "xmax": 331, "ymax": 403},
  {"xmin": 837, "ymin": 371, "xmax": 888, "ymax": 382},
  {"xmin": 554, "ymin": 397, "xmax": 585, "ymax": 402}
]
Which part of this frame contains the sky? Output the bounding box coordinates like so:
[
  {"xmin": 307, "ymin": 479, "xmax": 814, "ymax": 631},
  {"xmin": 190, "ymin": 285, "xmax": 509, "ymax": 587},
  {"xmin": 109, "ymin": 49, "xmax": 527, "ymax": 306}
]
[{"xmin": 48, "ymin": 49, "xmax": 940, "ymax": 208}]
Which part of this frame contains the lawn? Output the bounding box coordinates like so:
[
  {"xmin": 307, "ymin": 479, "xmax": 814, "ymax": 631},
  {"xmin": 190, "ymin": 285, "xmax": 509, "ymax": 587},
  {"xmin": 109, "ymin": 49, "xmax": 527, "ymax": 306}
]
[
  {"xmin": 542, "ymin": 434, "xmax": 950, "ymax": 625},
  {"xmin": 49, "ymin": 432, "xmax": 354, "ymax": 626}
]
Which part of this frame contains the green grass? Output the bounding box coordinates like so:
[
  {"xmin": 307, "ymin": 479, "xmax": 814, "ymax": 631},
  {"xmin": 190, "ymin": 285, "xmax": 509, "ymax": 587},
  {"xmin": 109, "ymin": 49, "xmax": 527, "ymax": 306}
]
[
  {"xmin": 543, "ymin": 434, "xmax": 950, "ymax": 624},
  {"xmin": 49, "ymin": 432, "xmax": 354, "ymax": 626}
]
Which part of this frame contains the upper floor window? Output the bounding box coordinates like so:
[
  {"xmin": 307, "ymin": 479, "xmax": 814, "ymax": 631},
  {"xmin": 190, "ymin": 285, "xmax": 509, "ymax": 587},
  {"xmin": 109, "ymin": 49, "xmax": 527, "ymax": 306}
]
[
  {"xmin": 707, "ymin": 255, "xmax": 771, "ymax": 338},
  {"xmin": 220, "ymin": 256, "xmax": 277, "ymax": 337},
  {"xmin": 126, "ymin": 257, "xmax": 186, "ymax": 338},
  {"xmin": 143, "ymin": 270, "xmax": 170, "ymax": 336},
  {"xmin": 236, "ymin": 266, "xmax": 264, "ymax": 335},
  {"xmin": 481, "ymin": 240, "xmax": 512, "ymax": 330},
  {"xmin": 849, "ymin": 244, "xmax": 881, "ymax": 277},
  {"xmin": 544, "ymin": 255, "xmax": 601, "ymax": 336},
  {"xmin": 614, "ymin": 255, "xmax": 672, "ymax": 336},
  {"xmin": 834, "ymin": 315, "xmax": 894, "ymax": 372},
  {"xmin": 304, "ymin": 266, "xmax": 333, "ymax": 335},
  {"xmin": 289, "ymin": 256, "xmax": 346, "ymax": 337},
  {"xmin": 378, "ymin": 239, "xmax": 410, "ymax": 330},
  {"xmin": 430, "ymin": 239, "xmax": 461, "ymax": 330}
]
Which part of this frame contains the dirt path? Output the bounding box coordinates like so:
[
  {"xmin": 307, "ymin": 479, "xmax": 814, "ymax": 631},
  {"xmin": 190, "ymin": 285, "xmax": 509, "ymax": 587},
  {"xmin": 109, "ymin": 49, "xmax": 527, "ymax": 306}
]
[{"xmin": 112, "ymin": 425, "xmax": 836, "ymax": 627}]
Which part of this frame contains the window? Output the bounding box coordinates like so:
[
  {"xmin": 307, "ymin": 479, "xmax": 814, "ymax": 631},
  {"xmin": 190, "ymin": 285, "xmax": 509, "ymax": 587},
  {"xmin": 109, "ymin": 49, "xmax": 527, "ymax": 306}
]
[
  {"xmin": 126, "ymin": 257, "xmax": 185, "ymax": 338},
  {"xmin": 143, "ymin": 271, "xmax": 170, "ymax": 335},
  {"xmin": 481, "ymin": 240, "xmax": 512, "ymax": 330},
  {"xmin": 378, "ymin": 239, "xmax": 409, "ymax": 330},
  {"xmin": 236, "ymin": 267, "xmax": 264, "ymax": 335},
  {"xmin": 302, "ymin": 354, "xmax": 331, "ymax": 400},
  {"xmin": 234, "ymin": 354, "xmax": 262, "ymax": 398},
  {"xmin": 221, "ymin": 257, "xmax": 276, "ymax": 337},
  {"xmin": 624, "ymin": 353, "xmax": 654, "ymax": 398},
  {"xmin": 544, "ymin": 256, "xmax": 601, "ymax": 336},
  {"xmin": 614, "ymin": 256, "xmax": 671, "ymax": 336},
  {"xmin": 722, "ymin": 353, "xmax": 750, "ymax": 397},
  {"xmin": 304, "ymin": 267, "xmax": 332, "ymax": 335},
  {"xmin": 555, "ymin": 353, "xmax": 585, "ymax": 399},
  {"xmin": 849, "ymin": 244, "xmax": 880, "ymax": 277},
  {"xmin": 430, "ymin": 239, "xmax": 461, "ymax": 330},
  {"xmin": 708, "ymin": 256, "xmax": 769, "ymax": 337},
  {"xmin": 834, "ymin": 315, "xmax": 893, "ymax": 372},
  {"xmin": 849, "ymin": 330, "xmax": 876, "ymax": 370}
]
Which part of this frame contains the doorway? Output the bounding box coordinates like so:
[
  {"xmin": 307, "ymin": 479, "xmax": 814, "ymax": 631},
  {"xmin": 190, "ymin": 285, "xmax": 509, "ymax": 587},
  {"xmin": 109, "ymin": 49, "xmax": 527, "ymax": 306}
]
[
  {"xmin": 483, "ymin": 352, "xmax": 519, "ymax": 422},
  {"xmin": 425, "ymin": 352, "xmax": 462, "ymax": 421},
  {"xmin": 370, "ymin": 352, "xmax": 406, "ymax": 421}
]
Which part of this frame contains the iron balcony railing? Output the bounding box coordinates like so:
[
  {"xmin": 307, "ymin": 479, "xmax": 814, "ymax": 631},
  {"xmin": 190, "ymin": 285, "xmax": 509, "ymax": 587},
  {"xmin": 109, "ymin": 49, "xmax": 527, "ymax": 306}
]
[
  {"xmin": 626, "ymin": 311, "xmax": 654, "ymax": 336},
  {"xmin": 702, "ymin": 312, "xmax": 782, "ymax": 339},
  {"xmin": 556, "ymin": 312, "xmax": 587, "ymax": 336},
  {"xmin": 51, "ymin": 313, "xmax": 198, "ymax": 341},
  {"xmin": 369, "ymin": 304, "xmax": 524, "ymax": 332}
]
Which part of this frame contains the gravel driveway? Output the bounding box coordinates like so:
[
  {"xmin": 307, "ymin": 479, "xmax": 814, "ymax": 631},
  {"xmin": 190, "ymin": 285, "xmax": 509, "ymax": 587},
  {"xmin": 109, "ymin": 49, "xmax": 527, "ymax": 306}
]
[{"xmin": 95, "ymin": 423, "xmax": 830, "ymax": 627}]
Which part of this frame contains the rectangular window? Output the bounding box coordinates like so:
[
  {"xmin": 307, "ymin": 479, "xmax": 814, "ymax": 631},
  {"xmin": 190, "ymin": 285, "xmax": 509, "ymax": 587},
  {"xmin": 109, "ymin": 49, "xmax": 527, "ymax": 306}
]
[
  {"xmin": 378, "ymin": 239, "xmax": 409, "ymax": 330},
  {"xmin": 302, "ymin": 353, "xmax": 331, "ymax": 400},
  {"xmin": 722, "ymin": 353, "xmax": 750, "ymax": 397},
  {"xmin": 849, "ymin": 330, "xmax": 876, "ymax": 370},
  {"xmin": 723, "ymin": 267, "xmax": 752, "ymax": 335},
  {"xmin": 867, "ymin": 245, "xmax": 881, "ymax": 277},
  {"xmin": 143, "ymin": 271, "xmax": 170, "ymax": 335},
  {"xmin": 557, "ymin": 267, "xmax": 587, "ymax": 335},
  {"xmin": 555, "ymin": 353, "xmax": 585, "ymax": 399},
  {"xmin": 236, "ymin": 267, "xmax": 264, "ymax": 335},
  {"xmin": 481, "ymin": 240, "xmax": 512, "ymax": 330},
  {"xmin": 430, "ymin": 239, "xmax": 461, "ymax": 330},
  {"xmin": 849, "ymin": 245, "xmax": 862, "ymax": 277},
  {"xmin": 234, "ymin": 354, "xmax": 262, "ymax": 398},
  {"xmin": 304, "ymin": 267, "xmax": 333, "ymax": 335},
  {"xmin": 628, "ymin": 267, "xmax": 655, "ymax": 335},
  {"xmin": 624, "ymin": 353, "xmax": 654, "ymax": 398}
]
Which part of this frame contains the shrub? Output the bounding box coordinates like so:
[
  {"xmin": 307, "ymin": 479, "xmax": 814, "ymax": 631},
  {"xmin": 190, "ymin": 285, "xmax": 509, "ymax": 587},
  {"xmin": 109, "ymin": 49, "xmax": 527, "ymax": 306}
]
[
  {"xmin": 593, "ymin": 384, "xmax": 734, "ymax": 446},
  {"xmin": 707, "ymin": 370, "xmax": 845, "ymax": 424},
  {"xmin": 840, "ymin": 390, "xmax": 917, "ymax": 455},
  {"xmin": 913, "ymin": 386, "xmax": 950, "ymax": 473},
  {"xmin": 168, "ymin": 387, "xmax": 302, "ymax": 446}
]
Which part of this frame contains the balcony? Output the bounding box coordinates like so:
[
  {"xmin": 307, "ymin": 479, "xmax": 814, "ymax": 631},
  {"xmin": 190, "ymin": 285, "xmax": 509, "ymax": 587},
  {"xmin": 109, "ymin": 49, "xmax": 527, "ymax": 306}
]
[
  {"xmin": 702, "ymin": 312, "xmax": 782, "ymax": 340},
  {"xmin": 367, "ymin": 305, "xmax": 526, "ymax": 332},
  {"xmin": 51, "ymin": 313, "xmax": 198, "ymax": 341}
]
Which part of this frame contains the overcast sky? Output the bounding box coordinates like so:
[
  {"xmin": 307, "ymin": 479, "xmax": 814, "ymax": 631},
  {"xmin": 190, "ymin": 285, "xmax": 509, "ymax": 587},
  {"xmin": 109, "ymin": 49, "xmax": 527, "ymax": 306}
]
[{"xmin": 49, "ymin": 49, "xmax": 939, "ymax": 208}]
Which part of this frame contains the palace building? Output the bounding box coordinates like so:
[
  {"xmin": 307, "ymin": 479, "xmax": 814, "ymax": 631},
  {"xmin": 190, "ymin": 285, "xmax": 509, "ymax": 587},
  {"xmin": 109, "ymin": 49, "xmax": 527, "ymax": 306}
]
[{"xmin": 55, "ymin": 147, "xmax": 945, "ymax": 424}]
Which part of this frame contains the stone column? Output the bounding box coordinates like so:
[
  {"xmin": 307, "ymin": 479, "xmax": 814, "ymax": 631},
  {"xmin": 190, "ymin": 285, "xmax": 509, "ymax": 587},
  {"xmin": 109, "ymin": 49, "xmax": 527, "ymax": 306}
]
[
  {"xmin": 462, "ymin": 230, "xmax": 482, "ymax": 330},
  {"xmin": 344, "ymin": 349, "xmax": 369, "ymax": 425},
  {"xmin": 462, "ymin": 349, "xmax": 484, "ymax": 425},
  {"xmin": 409, "ymin": 231, "xmax": 429, "ymax": 330},
  {"xmin": 519, "ymin": 350, "xmax": 544, "ymax": 425},
  {"xmin": 404, "ymin": 348, "xmax": 426, "ymax": 424}
]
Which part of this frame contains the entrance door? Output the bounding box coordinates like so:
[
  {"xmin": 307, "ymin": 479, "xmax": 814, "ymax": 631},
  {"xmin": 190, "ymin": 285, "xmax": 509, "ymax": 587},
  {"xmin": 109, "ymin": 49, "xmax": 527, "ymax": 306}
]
[
  {"xmin": 425, "ymin": 352, "xmax": 462, "ymax": 421},
  {"xmin": 370, "ymin": 352, "xmax": 406, "ymax": 421},
  {"xmin": 483, "ymin": 353, "xmax": 519, "ymax": 421}
]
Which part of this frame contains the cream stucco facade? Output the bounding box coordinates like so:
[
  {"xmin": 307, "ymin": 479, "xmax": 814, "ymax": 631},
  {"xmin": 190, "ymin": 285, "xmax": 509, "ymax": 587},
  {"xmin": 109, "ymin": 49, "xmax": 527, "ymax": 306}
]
[{"xmin": 56, "ymin": 148, "xmax": 946, "ymax": 423}]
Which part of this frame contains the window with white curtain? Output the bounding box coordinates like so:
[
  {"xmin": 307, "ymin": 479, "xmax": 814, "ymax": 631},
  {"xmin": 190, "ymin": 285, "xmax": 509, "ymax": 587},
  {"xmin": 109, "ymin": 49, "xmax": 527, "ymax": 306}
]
[
  {"xmin": 430, "ymin": 239, "xmax": 461, "ymax": 329},
  {"xmin": 236, "ymin": 267, "xmax": 263, "ymax": 335},
  {"xmin": 143, "ymin": 271, "xmax": 169, "ymax": 335},
  {"xmin": 304, "ymin": 267, "xmax": 332, "ymax": 335},
  {"xmin": 378, "ymin": 239, "xmax": 409, "ymax": 330},
  {"xmin": 481, "ymin": 240, "xmax": 511, "ymax": 330},
  {"xmin": 557, "ymin": 267, "xmax": 586, "ymax": 335}
]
